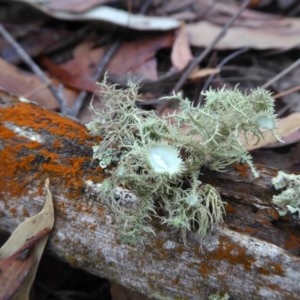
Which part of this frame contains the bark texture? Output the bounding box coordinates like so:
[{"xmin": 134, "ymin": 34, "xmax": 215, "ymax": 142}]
[{"xmin": 0, "ymin": 90, "xmax": 299, "ymax": 299}]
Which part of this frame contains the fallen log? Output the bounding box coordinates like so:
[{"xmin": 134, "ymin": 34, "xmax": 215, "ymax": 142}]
[{"xmin": 0, "ymin": 89, "xmax": 299, "ymax": 299}]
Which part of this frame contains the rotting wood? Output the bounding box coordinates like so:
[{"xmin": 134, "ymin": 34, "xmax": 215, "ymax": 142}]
[{"xmin": 0, "ymin": 90, "xmax": 299, "ymax": 299}]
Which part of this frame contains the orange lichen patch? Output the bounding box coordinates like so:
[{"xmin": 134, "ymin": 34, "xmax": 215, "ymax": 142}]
[
  {"xmin": 197, "ymin": 236, "xmax": 255, "ymax": 288},
  {"xmin": 263, "ymin": 283, "xmax": 282, "ymax": 294},
  {"xmin": 97, "ymin": 207, "xmax": 105, "ymax": 216},
  {"xmin": 233, "ymin": 163, "xmax": 250, "ymax": 177},
  {"xmin": 224, "ymin": 203, "xmax": 236, "ymax": 214},
  {"xmin": 152, "ymin": 238, "xmax": 169, "ymax": 258},
  {"xmin": 9, "ymin": 206, "xmax": 17, "ymax": 217},
  {"xmin": 173, "ymin": 276, "xmax": 180, "ymax": 285},
  {"xmin": 55, "ymin": 202, "xmax": 66, "ymax": 216},
  {"xmin": 0, "ymin": 100, "xmax": 91, "ymax": 142},
  {"xmin": 283, "ymin": 228, "xmax": 300, "ymax": 254},
  {"xmin": 0, "ymin": 98, "xmax": 105, "ymax": 202},
  {"xmin": 0, "ymin": 125, "xmax": 16, "ymax": 139},
  {"xmin": 22, "ymin": 207, "xmax": 29, "ymax": 217},
  {"xmin": 75, "ymin": 202, "xmax": 94, "ymax": 213},
  {"xmin": 176, "ymin": 244, "xmax": 185, "ymax": 255},
  {"xmin": 207, "ymin": 236, "xmax": 256, "ymax": 271},
  {"xmin": 87, "ymin": 224, "xmax": 97, "ymax": 231},
  {"xmin": 233, "ymin": 226, "xmax": 256, "ymax": 235},
  {"xmin": 52, "ymin": 139, "xmax": 63, "ymax": 148},
  {"xmin": 265, "ymin": 207, "xmax": 280, "ymax": 222},
  {"xmin": 0, "ymin": 136, "xmax": 41, "ymax": 197},
  {"xmin": 197, "ymin": 235, "xmax": 286, "ymax": 290},
  {"xmin": 257, "ymin": 262, "xmax": 284, "ymax": 276}
]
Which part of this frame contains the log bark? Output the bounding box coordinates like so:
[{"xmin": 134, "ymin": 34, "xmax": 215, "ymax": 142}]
[{"xmin": 0, "ymin": 90, "xmax": 299, "ymax": 299}]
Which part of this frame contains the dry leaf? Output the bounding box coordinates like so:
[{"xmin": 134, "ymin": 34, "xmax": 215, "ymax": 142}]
[
  {"xmin": 188, "ymin": 68, "xmax": 220, "ymax": 81},
  {"xmin": 20, "ymin": 1, "xmax": 180, "ymax": 31},
  {"xmin": 62, "ymin": 34, "xmax": 174, "ymax": 79},
  {"xmin": 246, "ymin": 113, "xmax": 300, "ymax": 150},
  {"xmin": 171, "ymin": 24, "xmax": 192, "ymax": 71},
  {"xmin": 108, "ymin": 34, "xmax": 173, "ymax": 78},
  {"xmin": 0, "ymin": 24, "xmax": 72, "ymax": 65},
  {"xmin": 177, "ymin": 113, "xmax": 300, "ymax": 152},
  {"xmin": 0, "ymin": 58, "xmax": 77, "ymax": 110},
  {"xmin": 40, "ymin": 56, "xmax": 98, "ymax": 93},
  {"xmin": 0, "ymin": 179, "xmax": 54, "ymax": 300},
  {"xmin": 187, "ymin": 17, "xmax": 300, "ymax": 49},
  {"xmin": 40, "ymin": 0, "xmax": 110, "ymax": 13}
]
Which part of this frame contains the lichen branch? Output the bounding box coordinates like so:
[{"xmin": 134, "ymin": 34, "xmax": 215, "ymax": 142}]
[{"xmin": 87, "ymin": 80, "xmax": 279, "ymax": 243}]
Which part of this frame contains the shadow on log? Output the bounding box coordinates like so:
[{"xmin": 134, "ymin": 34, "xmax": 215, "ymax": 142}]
[{"xmin": 0, "ymin": 90, "xmax": 299, "ymax": 299}]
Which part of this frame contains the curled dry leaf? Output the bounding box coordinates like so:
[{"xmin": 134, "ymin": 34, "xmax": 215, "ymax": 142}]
[
  {"xmin": 40, "ymin": 56, "xmax": 98, "ymax": 93},
  {"xmin": 171, "ymin": 24, "xmax": 192, "ymax": 71},
  {"xmin": 178, "ymin": 113, "xmax": 300, "ymax": 152},
  {"xmin": 19, "ymin": 1, "xmax": 180, "ymax": 31},
  {"xmin": 0, "ymin": 179, "xmax": 54, "ymax": 300},
  {"xmin": 37, "ymin": 0, "xmax": 110, "ymax": 13},
  {"xmin": 62, "ymin": 33, "xmax": 174, "ymax": 80},
  {"xmin": 0, "ymin": 57, "xmax": 77, "ymax": 110},
  {"xmin": 188, "ymin": 68, "xmax": 220, "ymax": 81},
  {"xmin": 187, "ymin": 17, "xmax": 300, "ymax": 50},
  {"xmin": 246, "ymin": 113, "xmax": 300, "ymax": 150}
]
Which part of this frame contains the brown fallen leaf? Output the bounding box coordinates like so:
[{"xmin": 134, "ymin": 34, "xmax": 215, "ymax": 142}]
[
  {"xmin": 40, "ymin": 56, "xmax": 98, "ymax": 93},
  {"xmin": 0, "ymin": 179, "xmax": 54, "ymax": 300},
  {"xmin": 187, "ymin": 15, "xmax": 300, "ymax": 50},
  {"xmin": 0, "ymin": 228, "xmax": 50, "ymax": 300},
  {"xmin": 171, "ymin": 24, "xmax": 192, "ymax": 71},
  {"xmin": 63, "ymin": 33, "xmax": 174, "ymax": 80},
  {"xmin": 40, "ymin": 0, "xmax": 110, "ymax": 13},
  {"xmin": 107, "ymin": 34, "xmax": 174, "ymax": 78},
  {"xmin": 20, "ymin": 1, "xmax": 180, "ymax": 31},
  {"xmin": 0, "ymin": 58, "xmax": 77, "ymax": 110},
  {"xmin": 246, "ymin": 113, "xmax": 300, "ymax": 150},
  {"xmin": 0, "ymin": 24, "xmax": 72, "ymax": 65},
  {"xmin": 175, "ymin": 112, "xmax": 300, "ymax": 153}
]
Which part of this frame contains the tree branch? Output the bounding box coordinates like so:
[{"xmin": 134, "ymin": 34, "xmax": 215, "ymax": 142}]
[{"xmin": 0, "ymin": 90, "xmax": 299, "ymax": 299}]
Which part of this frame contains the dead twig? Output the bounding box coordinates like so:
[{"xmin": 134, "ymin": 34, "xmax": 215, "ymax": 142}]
[
  {"xmin": 262, "ymin": 57, "xmax": 300, "ymax": 89},
  {"xmin": 157, "ymin": 0, "xmax": 251, "ymax": 114},
  {"xmin": 274, "ymin": 85, "xmax": 300, "ymax": 100},
  {"xmin": 274, "ymin": 84, "xmax": 300, "ymax": 116},
  {"xmin": 44, "ymin": 25, "xmax": 92, "ymax": 57},
  {"xmin": 173, "ymin": 0, "xmax": 251, "ymax": 93},
  {"xmin": 0, "ymin": 23, "xmax": 68, "ymax": 113},
  {"xmin": 67, "ymin": 2, "xmax": 155, "ymax": 118},
  {"xmin": 66, "ymin": 39, "xmax": 121, "ymax": 118}
]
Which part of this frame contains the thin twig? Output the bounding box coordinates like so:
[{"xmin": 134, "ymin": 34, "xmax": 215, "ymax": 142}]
[
  {"xmin": 45, "ymin": 25, "xmax": 93, "ymax": 56},
  {"xmin": 172, "ymin": 0, "xmax": 251, "ymax": 93},
  {"xmin": 66, "ymin": 40, "xmax": 121, "ymax": 118},
  {"xmin": 262, "ymin": 57, "xmax": 300, "ymax": 89},
  {"xmin": 274, "ymin": 84, "xmax": 300, "ymax": 117},
  {"xmin": 68, "ymin": 2, "xmax": 154, "ymax": 118},
  {"xmin": 0, "ymin": 23, "xmax": 68, "ymax": 113},
  {"xmin": 157, "ymin": 0, "xmax": 251, "ymax": 114},
  {"xmin": 273, "ymin": 85, "xmax": 300, "ymax": 100}
]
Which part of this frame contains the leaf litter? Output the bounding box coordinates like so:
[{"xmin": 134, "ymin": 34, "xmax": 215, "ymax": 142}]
[
  {"xmin": 0, "ymin": 0, "xmax": 300, "ymax": 298},
  {"xmin": 0, "ymin": 179, "xmax": 54, "ymax": 300}
]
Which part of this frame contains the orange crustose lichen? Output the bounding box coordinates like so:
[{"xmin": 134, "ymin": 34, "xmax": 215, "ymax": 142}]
[{"xmin": 0, "ymin": 93, "xmax": 104, "ymax": 203}]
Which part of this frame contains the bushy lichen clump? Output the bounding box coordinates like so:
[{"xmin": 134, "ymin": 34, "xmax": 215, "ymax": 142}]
[
  {"xmin": 272, "ymin": 171, "xmax": 300, "ymax": 218},
  {"xmin": 87, "ymin": 80, "xmax": 278, "ymax": 242}
]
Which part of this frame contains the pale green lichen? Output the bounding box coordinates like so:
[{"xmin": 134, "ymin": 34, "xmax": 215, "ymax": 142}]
[
  {"xmin": 87, "ymin": 79, "xmax": 278, "ymax": 242},
  {"xmin": 272, "ymin": 171, "xmax": 300, "ymax": 218}
]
